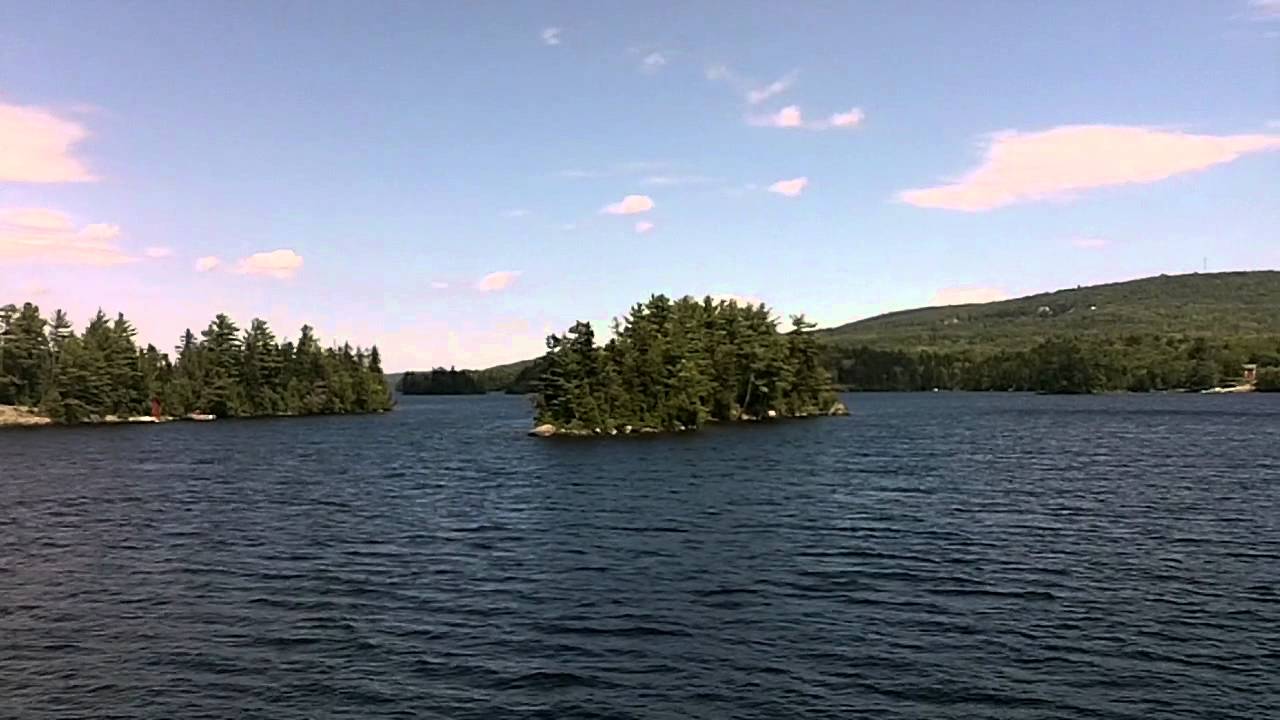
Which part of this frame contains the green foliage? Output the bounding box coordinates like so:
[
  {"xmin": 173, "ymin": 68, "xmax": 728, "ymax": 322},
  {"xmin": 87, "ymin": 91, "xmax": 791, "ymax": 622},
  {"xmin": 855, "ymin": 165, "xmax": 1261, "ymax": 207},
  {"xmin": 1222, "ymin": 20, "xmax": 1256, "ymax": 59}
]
[
  {"xmin": 0, "ymin": 302, "xmax": 393, "ymax": 423},
  {"xmin": 398, "ymin": 367, "xmax": 485, "ymax": 395},
  {"xmin": 1256, "ymin": 367, "xmax": 1280, "ymax": 392},
  {"xmin": 819, "ymin": 271, "xmax": 1280, "ymax": 352},
  {"xmin": 827, "ymin": 333, "xmax": 1276, "ymax": 393},
  {"xmin": 533, "ymin": 295, "xmax": 838, "ymax": 431}
]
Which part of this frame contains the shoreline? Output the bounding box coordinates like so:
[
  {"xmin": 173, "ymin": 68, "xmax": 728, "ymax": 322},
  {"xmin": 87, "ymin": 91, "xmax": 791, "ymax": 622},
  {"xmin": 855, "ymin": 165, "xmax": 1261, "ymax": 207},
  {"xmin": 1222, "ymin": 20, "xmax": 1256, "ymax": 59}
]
[
  {"xmin": 529, "ymin": 401, "xmax": 851, "ymax": 438},
  {"xmin": 0, "ymin": 405, "xmax": 391, "ymax": 430}
]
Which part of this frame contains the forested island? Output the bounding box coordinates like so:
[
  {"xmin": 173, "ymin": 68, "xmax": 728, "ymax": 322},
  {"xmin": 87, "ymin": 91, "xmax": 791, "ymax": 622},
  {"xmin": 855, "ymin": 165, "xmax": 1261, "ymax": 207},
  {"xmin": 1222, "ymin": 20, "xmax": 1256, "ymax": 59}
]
[
  {"xmin": 528, "ymin": 295, "xmax": 847, "ymax": 437},
  {"xmin": 0, "ymin": 302, "xmax": 392, "ymax": 426}
]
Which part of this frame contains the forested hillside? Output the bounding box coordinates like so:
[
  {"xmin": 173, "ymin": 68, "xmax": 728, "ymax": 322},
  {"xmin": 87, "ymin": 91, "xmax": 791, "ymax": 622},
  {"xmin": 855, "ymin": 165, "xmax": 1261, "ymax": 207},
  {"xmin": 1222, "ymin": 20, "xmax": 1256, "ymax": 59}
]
[
  {"xmin": 0, "ymin": 302, "xmax": 392, "ymax": 424},
  {"xmin": 820, "ymin": 272, "xmax": 1280, "ymax": 392},
  {"xmin": 472, "ymin": 272, "xmax": 1280, "ymax": 396},
  {"xmin": 818, "ymin": 272, "xmax": 1280, "ymax": 350}
]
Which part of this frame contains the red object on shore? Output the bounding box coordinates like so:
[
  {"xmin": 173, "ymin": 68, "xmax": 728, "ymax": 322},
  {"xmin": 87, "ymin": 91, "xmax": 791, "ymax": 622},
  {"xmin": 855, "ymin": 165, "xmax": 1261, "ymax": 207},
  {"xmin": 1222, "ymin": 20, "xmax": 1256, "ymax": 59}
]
[{"xmin": 151, "ymin": 398, "xmax": 162, "ymax": 419}]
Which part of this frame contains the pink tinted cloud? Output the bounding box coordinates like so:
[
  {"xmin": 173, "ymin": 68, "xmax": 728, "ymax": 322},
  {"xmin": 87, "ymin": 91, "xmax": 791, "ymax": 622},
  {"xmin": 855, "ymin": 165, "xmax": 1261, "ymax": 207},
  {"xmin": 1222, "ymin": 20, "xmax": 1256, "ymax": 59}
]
[
  {"xmin": 0, "ymin": 102, "xmax": 97, "ymax": 183},
  {"xmin": 634, "ymin": 221, "xmax": 655, "ymax": 234},
  {"xmin": 234, "ymin": 249, "xmax": 304, "ymax": 279},
  {"xmin": 143, "ymin": 246, "xmax": 174, "ymax": 259},
  {"xmin": 898, "ymin": 125, "xmax": 1280, "ymax": 212},
  {"xmin": 828, "ymin": 108, "xmax": 865, "ymax": 128},
  {"xmin": 749, "ymin": 105, "xmax": 804, "ymax": 128},
  {"xmin": 0, "ymin": 208, "xmax": 132, "ymax": 265},
  {"xmin": 195, "ymin": 256, "xmax": 221, "ymax": 272},
  {"xmin": 601, "ymin": 194, "xmax": 655, "ymax": 214},
  {"xmin": 931, "ymin": 287, "xmax": 1009, "ymax": 306},
  {"xmin": 475, "ymin": 270, "xmax": 521, "ymax": 292},
  {"xmin": 768, "ymin": 177, "xmax": 809, "ymax": 197}
]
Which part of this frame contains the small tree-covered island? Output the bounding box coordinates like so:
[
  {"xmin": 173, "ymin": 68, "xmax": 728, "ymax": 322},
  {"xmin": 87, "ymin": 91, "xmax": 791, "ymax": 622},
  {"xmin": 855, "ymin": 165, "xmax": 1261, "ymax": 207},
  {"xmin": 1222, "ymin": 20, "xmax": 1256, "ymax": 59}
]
[
  {"xmin": 0, "ymin": 302, "xmax": 392, "ymax": 427},
  {"xmin": 529, "ymin": 294, "xmax": 848, "ymax": 437}
]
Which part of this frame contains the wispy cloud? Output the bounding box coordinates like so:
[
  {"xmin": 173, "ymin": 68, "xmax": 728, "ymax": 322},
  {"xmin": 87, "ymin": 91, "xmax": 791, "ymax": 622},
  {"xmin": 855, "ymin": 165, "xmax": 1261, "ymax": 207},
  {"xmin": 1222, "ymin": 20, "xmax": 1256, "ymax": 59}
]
[
  {"xmin": 641, "ymin": 52, "xmax": 667, "ymax": 72},
  {"xmin": 0, "ymin": 208, "xmax": 131, "ymax": 265},
  {"xmin": 768, "ymin": 177, "xmax": 809, "ymax": 197},
  {"xmin": 746, "ymin": 71, "xmax": 797, "ymax": 104},
  {"xmin": 476, "ymin": 270, "xmax": 521, "ymax": 292},
  {"xmin": 828, "ymin": 108, "xmax": 866, "ymax": 128},
  {"xmin": 541, "ymin": 27, "xmax": 562, "ymax": 46},
  {"xmin": 143, "ymin": 246, "xmax": 174, "ymax": 259},
  {"xmin": 234, "ymin": 249, "xmax": 304, "ymax": 279},
  {"xmin": 931, "ymin": 287, "xmax": 1009, "ymax": 306},
  {"xmin": 0, "ymin": 102, "xmax": 97, "ymax": 183},
  {"xmin": 431, "ymin": 281, "xmax": 449, "ymax": 289},
  {"xmin": 635, "ymin": 221, "xmax": 655, "ymax": 234},
  {"xmin": 195, "ymin": 256, "xmax": 221, "ymax": 273},
  {"xmin": 749, "ymin": 105, "xmax": 805, "ymax": 128},
  {"xmin": 898, "ymin": 125, "xmax": 1280, "ymax": 212},
  {"xmin": 641, "ymin": 174, "xmax": 716, "ymax": 186},
  {"xmin": 503, "ymin": 208, "xmax": 529, "ymax": 217},
  {"xmin": 601, "ymin": 194, "xmax": 655, "ymax": 214},
  {"xmin": 1072, "ymin": 237, "xmax": 1110, "ymax": 250}
]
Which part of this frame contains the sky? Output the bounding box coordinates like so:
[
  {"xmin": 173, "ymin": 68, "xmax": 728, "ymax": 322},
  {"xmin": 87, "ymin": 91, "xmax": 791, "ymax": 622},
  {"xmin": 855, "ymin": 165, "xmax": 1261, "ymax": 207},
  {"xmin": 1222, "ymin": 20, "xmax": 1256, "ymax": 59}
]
[{"xmin": 1, "ymin": 1, "xmax": 1278, "ymax": 371}]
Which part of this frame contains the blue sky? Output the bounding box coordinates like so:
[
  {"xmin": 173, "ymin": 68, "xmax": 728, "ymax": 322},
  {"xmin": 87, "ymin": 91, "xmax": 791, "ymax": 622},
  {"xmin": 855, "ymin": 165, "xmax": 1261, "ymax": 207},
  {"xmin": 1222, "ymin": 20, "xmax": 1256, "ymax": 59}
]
[{"xmin": 2, "ymin": 1, "xmax": 1277, "ymax": 369}]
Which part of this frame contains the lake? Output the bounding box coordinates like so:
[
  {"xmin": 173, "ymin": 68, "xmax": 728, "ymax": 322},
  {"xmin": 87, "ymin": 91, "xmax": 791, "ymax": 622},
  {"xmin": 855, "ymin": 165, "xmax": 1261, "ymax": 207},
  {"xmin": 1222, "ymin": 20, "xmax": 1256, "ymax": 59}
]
[{"xmin": 2, "ymin": 393, "xmax": 1277, "ymax": 719}]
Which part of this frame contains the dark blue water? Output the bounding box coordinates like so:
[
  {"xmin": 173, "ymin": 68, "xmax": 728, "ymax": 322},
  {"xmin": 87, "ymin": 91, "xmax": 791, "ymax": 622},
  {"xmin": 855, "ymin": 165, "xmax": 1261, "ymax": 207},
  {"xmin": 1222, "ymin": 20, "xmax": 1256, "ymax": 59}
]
[{"xmin": 2, "ymin": 393, "xmax": 1278, "ymax": 719}]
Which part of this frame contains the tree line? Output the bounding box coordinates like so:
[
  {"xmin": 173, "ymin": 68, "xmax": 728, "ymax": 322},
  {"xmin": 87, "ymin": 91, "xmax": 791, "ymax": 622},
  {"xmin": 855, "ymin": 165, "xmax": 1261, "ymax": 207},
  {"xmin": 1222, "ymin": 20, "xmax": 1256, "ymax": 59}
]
[
  {"xmin": 534, "ymin": 295, "xmax": 840, "ymax": 432},
  {"xmin": 827, "ymin": 335, "xmax": 1280, "ymax": 393},
  {"xmin": 397, "ymin": 368, "xmax": 485, "ymax": 395},
  {"xmin": 0, "ymin": 302, "xmax": 392, "ymax": 423}
]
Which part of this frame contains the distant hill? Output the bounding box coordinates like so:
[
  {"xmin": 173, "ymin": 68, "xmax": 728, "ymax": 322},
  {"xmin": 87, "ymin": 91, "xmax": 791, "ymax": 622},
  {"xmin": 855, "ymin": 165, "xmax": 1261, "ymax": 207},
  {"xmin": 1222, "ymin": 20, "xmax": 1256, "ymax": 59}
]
[
  {"xmin": 385, "ymin": 359, "xmax": 537, "ymax": 394},
  {"xmin": 818, "ymin": 271, "xmax": 1280, "ymax": 351},
  {"xmin": 395, "ymin": 271, "xmax": 1280, "ymax": 395}
]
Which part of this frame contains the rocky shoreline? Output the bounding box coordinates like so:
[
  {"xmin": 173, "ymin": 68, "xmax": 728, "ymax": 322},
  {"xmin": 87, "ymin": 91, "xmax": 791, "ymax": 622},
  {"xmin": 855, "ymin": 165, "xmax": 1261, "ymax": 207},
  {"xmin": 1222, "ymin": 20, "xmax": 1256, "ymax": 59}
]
[
  {"xmin": 529, "ymin": 401, "xmax": 851, "ymax": 438},
  {"xmin": 0, "ymin": 405, "xmax": 225, "ymax": 429}
]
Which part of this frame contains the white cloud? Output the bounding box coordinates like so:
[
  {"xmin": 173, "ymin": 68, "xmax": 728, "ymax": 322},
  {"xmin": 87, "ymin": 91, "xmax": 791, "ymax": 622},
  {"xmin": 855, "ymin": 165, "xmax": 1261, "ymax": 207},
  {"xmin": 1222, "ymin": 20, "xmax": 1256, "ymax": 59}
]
[
  {"xmin": 749, "ymin": 105, "xmax": 866, "ymax": 130},
  {"xmin": 828, "ymin": 108, "xmax": 865, "ymax": 128},
  {"xmin": 768, "ymin": 177, "xmax": 809, "ymax": 197},
  {"xmin": 635, "ymin": 221, "xmax": 655, "ymax": 234},
  {"xmin": 601, "ymin": 194, "xmax": 655, "ymax": 214},
  {"xmin": 746, "ymin": 72, "xmax": 797, "ymax": 104},
  {"xmin": 1072, "ymin": 237, "xmax": 1110, "ymax": 250},
  {"xmin": 705, "ymin": 64, "xmax": 731, "ymax": 81},
  {"xmin": 476, "ymin": 270, "xmax": 521, "ymax": 292},
  {"xmin": 749, "ymin": 105, "xmax": 805, "ymax": 128},
  {"xmin": 641, "ymin": 52, "xmax": 667, "ymax": 72},
  {"xmin": 234, "ymin": 249, "xmax": 304, "ymax": 279},
  {"xmin": 0, "ymin": 208, "xmax": 131, "ymax": 265},
  {"xmin": 431, "ymin": 281, "xmax": 449, "ymax": 289},
  {"xmin": 0, "ymin": 102, "xmax": 97, "ymax": 183},
  {"xmin": 195, "ymin": 256, "xmax": 222, "ymax": 272},
  {"xmin": 503, "ymin": 208, "xmax": 529, "ymax": 217},
  {"xmin": 898, "ymin": 125, "xmax": 1280, "ymax": 212},
  {"xmin": 931, "ymin": 287, "xmax": 1009, "ymax": 306},
  {"xmin": 143, "ymin": 246, "xmax": 174, "ymax": 259},
  {"xmin": 541, "ymin": 27, "xmax": 562, "ymax": 46}
]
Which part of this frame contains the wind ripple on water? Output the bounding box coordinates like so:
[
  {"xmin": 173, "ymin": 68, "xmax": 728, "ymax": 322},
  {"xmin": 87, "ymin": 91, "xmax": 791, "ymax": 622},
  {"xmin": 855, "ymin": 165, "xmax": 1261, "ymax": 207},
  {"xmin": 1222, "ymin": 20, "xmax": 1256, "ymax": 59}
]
[{"xmin": 1, "ymin": 393, "xmax": 1278, "ymax": 719}]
